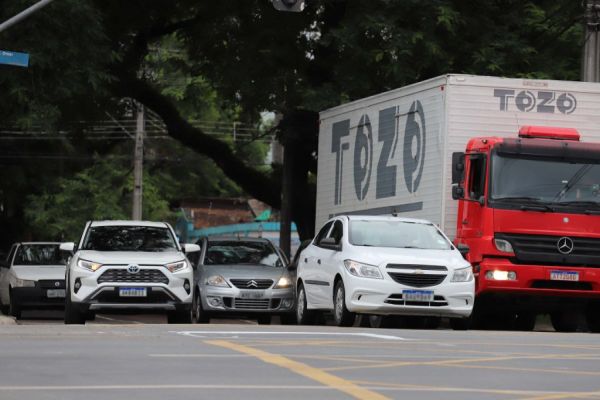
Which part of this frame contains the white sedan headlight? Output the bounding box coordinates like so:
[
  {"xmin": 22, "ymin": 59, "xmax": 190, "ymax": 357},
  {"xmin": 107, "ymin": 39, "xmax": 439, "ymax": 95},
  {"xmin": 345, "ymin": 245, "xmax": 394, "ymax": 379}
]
[
  {"xmin": 165, "ymin": 260, "xmax": 188, "ymax": 272},
  {"xmin": 14, "ymin": 278, "xmax": 35, "ymax": 287},
  {"xmin": 78, "ymin": 259, "xmax": 102, "ymax": 271},
  {"xmin": 344, "ymin": 260, "xmax": 382, "ymax": 279},
  {"xmin": 451, "ymin": 266, "xmax": 474, "ymax": 282},
  {"xmin": 205, "ymin": 275, "xmax": 230, "ymax": 287}
]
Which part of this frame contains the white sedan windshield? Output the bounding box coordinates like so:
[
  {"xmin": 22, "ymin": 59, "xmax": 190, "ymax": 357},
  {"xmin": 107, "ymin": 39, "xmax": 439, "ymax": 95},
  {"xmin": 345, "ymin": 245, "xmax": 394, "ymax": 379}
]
[{"xmin": 349, "ymin": 220, "xmax": 451, "ymax": 250}]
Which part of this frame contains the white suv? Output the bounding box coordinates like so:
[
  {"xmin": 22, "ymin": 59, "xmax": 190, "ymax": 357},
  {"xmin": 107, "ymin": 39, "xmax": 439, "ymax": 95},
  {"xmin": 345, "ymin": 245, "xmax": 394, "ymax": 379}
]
[
  {"xmin": 61, "ymin": 220, "xmax": 199, "ymax": 324},
  {"xmin": 296, "ymin": 215, "xmax": 474, "ymax": 329}
]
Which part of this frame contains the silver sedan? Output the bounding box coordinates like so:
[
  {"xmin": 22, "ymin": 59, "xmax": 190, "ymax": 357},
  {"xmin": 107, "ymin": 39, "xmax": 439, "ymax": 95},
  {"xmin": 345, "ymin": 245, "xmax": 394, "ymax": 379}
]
[{"xmin": 191, "ymin": 237, "xmax": 295, "ymax": 324}]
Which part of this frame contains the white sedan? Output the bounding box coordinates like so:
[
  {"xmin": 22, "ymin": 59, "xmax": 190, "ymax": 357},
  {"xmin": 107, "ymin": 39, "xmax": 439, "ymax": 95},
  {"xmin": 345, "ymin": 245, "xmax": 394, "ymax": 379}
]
[{"xmin": 295, "ymin": 215, "xmax": 474, "ymax": 329}]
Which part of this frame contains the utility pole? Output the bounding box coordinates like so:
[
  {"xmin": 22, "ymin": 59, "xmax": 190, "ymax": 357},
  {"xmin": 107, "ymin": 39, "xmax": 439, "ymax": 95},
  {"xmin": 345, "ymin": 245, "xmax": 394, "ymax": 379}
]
[
  {"xmin": 583, "ymin": 0, "xmax": 600, "ymax": 82},
  {"xmin": 132, "ymin": 103, "xmax": 144, "ymax": 220},
  {"xmin": 0, "ymin": 0, "xmax": 55, "ymax": 33}
]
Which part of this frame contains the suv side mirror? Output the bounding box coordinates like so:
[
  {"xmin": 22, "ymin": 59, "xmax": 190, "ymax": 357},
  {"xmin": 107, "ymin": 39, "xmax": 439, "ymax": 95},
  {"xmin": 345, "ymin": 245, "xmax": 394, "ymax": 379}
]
[
  {"xmin": 183, "ymin": 243, "xmax": 201, "ymax": 253},
  {"xmin": 457, "ymin": 243, "xmax": 470, "ymax": 259},
  {"xmin": 60, "ymin": 242, "xmax": 75, "ymax": 252},
  {"xmin": 452, "ymin": 152, "xmax": 465, "ymax": 184},
  {"xmin": 320, "ymin": 237, "xmax": 341, "ymax": 251}
]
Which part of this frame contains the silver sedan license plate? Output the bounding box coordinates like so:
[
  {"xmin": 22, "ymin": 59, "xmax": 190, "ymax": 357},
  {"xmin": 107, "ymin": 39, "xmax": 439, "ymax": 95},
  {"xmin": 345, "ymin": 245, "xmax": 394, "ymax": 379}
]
[
  {"xmin": 239, "ymin": 290, "xmax": 265, "ymax": 299},
  {"xmin": 403, "ymin": 290, "xmax": 434, "ymax": 302}
]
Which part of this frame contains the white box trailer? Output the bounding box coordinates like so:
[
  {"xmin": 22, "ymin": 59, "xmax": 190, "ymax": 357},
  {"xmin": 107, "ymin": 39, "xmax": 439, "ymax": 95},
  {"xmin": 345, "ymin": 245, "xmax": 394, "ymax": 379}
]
[{"xmin": 316, "ymin": 74, "xmax": 600, "ymax": 238}]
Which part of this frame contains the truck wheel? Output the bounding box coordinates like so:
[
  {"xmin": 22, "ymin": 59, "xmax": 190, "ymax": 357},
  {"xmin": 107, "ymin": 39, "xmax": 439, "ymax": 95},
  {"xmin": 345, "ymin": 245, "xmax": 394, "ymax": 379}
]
[
  {"xmin": 192, "ymin": 292, "xmax": 210, "ymax": 324},
  {"xmin": 257, "ymin": 315, "xmax": 271, "ymax": 325},
  {"xmin": 585, "ymin": 302, "xmax": 600, "ymax": 333},
  {"xmin": 296, "ymin": 283, "xmax": 316, "ymax": 325},
  {"xmin": 333, "ymin": 281, "xmax": 356, "ymax": 327},
  {"xmin": 9, "ymin": 290, "xmax": 21, "ymax": 320},
  {"xmin": 450, "ymin": 317, "xmax": 471, "ymax": 330},
  {"xmin": 514, "ymin": 312, "xmax": 536, "ymax": 331},
  {"xmin": 64, "ymin": 295, "xmax": 85, "ymax": 325},
  {"xmin": 550, "ymin": 311, "xmax": 579, "ymax": 332}
]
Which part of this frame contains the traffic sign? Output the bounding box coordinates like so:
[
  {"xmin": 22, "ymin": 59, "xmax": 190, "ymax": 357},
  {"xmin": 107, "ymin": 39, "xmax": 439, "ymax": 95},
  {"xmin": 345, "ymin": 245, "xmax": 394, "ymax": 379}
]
[{"xmin": 0, "ymin": 50, "xmax": 29, "ymax": 67}]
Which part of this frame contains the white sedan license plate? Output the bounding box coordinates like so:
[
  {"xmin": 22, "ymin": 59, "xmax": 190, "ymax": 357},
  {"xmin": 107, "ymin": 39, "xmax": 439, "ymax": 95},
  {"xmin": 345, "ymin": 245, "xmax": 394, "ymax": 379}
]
[
  {"xmin": 239, "ymin": 290, "xmax": 265, "ymax": 299},
  {"xmin": 403, "ymin": 290, "xmax": 434, "ymax": 302},
  {"xmin": 550, "ymin": 271, "xmax": 579, "ymax": 281},
  {"xmin": 119, "ymin": 287, "xmax": 147, "ymax": 297},
  {"xmin": 47, "ymin": 289, "xmax": 65, "ymax": 298}
]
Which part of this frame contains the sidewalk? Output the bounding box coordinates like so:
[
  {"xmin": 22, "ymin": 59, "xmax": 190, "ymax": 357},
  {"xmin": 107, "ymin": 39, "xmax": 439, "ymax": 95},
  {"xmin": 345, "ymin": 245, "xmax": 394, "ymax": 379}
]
[{"xmin": 0, "ymin": 315, "xmax": 16, "ymax": 325}]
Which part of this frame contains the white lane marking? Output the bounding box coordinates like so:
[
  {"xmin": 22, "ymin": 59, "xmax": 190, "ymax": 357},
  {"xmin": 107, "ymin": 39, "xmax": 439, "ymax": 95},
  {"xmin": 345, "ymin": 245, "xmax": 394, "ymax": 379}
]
[
  {"xmin": 149, "ymin": 354, "xmax": 251, "ymax": 358},
  {"xmin": 173, "ymin": 331, "xmax": 412, "ymax": 340}
]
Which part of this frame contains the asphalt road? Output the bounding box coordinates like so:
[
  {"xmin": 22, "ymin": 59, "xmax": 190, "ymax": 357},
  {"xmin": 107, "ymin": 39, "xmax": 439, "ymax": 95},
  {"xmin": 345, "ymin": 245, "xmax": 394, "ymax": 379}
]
[{"xmin": 1, "ymin": 320, "xmax": 600, "ymax": 400}]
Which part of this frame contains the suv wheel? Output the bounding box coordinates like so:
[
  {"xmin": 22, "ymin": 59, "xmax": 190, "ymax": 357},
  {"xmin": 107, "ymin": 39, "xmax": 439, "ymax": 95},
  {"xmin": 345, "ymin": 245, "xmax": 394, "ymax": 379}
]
[
  {"xmin": 192, "ymin": 292, "xmax": 210, "ymax": 324},
  {"xmin": 64, "ymin": 293, "xmax": 85, "ymax": 325},
  {"xmin": 333, "ymin": 281, "xmax": 355, "ymax": 327},
  {"xmin": 296, "ymin": 283, "xmax": 315, "ymax": 325}
]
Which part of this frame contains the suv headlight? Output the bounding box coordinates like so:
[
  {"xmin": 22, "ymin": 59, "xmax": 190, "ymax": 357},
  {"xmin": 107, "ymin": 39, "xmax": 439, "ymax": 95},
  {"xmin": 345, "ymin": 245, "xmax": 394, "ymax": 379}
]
[
  {"xmin": 165, "ymin": 260, "xmax": 188, "ymax": 272},
  {"xmin": 494, "ymin": 238, "xmax": 514, "ymax": 253},
  {"xmin": 344, "ymin": 260, "xmax": 382, "ymax": 279},
  {"xmin": 274, "ymin": 276, "xmax": 292, "ymax": 289},
  {"xmin": 78, "ymin": 259, "xmax": 102, "ymax": 271},
  {"xmin": 205, "ymin": 275, "xmax": 230, "ymax": 287},
  {"xmin": 451, "ymin": 266, "xmax": 474, "ymax": 282},
  {"xmin": 14, "ymin": 278, "xmax": 35, "ymax": 287}
]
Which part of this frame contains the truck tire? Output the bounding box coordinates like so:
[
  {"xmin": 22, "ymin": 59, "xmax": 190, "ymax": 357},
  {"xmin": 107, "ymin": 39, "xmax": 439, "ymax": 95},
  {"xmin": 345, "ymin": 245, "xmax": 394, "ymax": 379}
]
[
  {"xmin": 514, "ymin": 312, "xmax": 536, "ymax": 331},
  {"xmin": 333, "ymin": 281, "xmax": 355, "ymax": 327},
  {"xmin": 296, "ymin": 283, "xmax": 316, "ymax": 325},
  {"xmin": 64, "ymin": 295, "xmax": 85, "ymax": 325},
  {"xmin": 550, "ymin": 311, "xmax": 579, "ymax": 332},
  {"xmin": 585, "ymin": 302, "xmax": 600, "ymax": 333}
]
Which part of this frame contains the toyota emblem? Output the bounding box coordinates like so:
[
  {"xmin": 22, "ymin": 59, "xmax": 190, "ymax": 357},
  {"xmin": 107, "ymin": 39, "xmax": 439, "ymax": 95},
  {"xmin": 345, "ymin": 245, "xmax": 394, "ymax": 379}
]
[
  {"xmin": 557, "ymin": 237, "xmax": 574, "ymax": 255},
  {"xmin": 127, "ymin": 264, "xmax": 140, "ymax": 274},
  {"xmin": 247, "ymin": 280, "xmax": 258, "ymax": 288}
]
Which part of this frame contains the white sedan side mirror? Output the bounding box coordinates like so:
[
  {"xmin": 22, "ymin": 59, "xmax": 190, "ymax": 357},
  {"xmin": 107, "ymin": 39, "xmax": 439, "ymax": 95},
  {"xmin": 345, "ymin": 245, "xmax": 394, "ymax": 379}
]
[
  {"xmin": 60, "ymin": 242, "xmax": 75, "ymax": 252},
  {"xmin": 183, "ymin": 243, "xmax": 200, "ymax": 253}
]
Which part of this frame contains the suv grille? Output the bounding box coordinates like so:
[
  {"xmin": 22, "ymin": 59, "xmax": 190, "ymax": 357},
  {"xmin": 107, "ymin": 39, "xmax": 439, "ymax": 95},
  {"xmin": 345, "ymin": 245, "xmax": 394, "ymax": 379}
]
[
  {"xmin": 230, "ymin": 279, "xmax": 273, "ymax": 289},
  {"xmin": 97, "ymin": 269, "xmax": 169, "ymax": 284},
  {"xmin": 496, "ymin": 233, "xmax": 600, "ymax": 267},
  {"xmin": 387, "ymin": 272, "xmax": 446, "ymax": 288}
]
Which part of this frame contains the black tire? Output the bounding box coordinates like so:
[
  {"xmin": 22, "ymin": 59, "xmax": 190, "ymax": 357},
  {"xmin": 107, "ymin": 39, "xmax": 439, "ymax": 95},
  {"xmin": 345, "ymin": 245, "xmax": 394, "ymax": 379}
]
[
  {"xmin": 9, "ymin": 290, "xmax": 21, "ymax": 320},
  {"xmin": 369, "ymin": 315, "xmax": 396, "ymax": 328},
  {"xmin": 64, "ymin": 294, "xmax": 85, "ymax": 325},
  {"xmin": 192, "ymin": 292, "xmax": 210, "ymax": 324},
  {"xmin": 586, "ymin": 302, "xmax": 600, "ymax": 333},
  {"xmin": 514, "ymin": 312, "xmax": 536, "ymax": 331},
  {"xmin": 296, "ymin": 283, "xmax": 316, "ymax": 325},
  {"xmin": 0, "ymin": 296, "xmax": 9, "ymax": 315},
  {"xmin": 257, "ymin": 315, "xmax": 272, "ymax": 325},
  {"xmin": 333, "ymin": 281, "xmax": 356, "ymax": 327},
  {"xmin": 551, "ymin": 311, "xmax": 579, "ymax": 332},
  {"xmin": 168, "ymin": 307, "xmax": 192, "ymax": 324},
  {"xmin": 450, "ymin": 317, "xmax": 471, "ymax": 331},
  {"xmin": 279, "ymin": 313, "xmax": 296, "ymax": 325}
]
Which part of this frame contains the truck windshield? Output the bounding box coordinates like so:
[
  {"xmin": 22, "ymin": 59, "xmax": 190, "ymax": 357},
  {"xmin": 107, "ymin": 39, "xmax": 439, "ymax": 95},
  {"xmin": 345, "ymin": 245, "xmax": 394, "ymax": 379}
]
[
  {"xmin": 81, "ymin": 226, "xmax": 178, "ymax": 252},
  {"xmin": 349, "ymin": 220, "xmax": 452, "ymax": 250},
  {"xmin": 491, "ymin": 154, "xmax": 600, "ymax": 206}
]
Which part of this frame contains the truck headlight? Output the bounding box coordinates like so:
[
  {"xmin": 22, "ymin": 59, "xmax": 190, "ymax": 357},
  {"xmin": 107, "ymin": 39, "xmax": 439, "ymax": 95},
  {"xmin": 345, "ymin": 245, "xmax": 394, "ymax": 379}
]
[
  {"xmin": 344, "ymin": 260, "xmax": 382, "ymax": 279},
  {"xmin": 205, "ymin": 275, "xmax": 230, "ymax": 287},
  {"xmin": 494, "ymin": 239, "xmax": 514, "ymax": 253},
  {"xmin": 78, "ymin": 259, "xmax": 102, "ymax": 271},
  {"xmin": 14, "ymin": 278, "xmax": 35, "ymax": 287},
  {"xmin": 451, "ymin": 266, "xmax": 474, "ymax": 282},
  {"xmin": 165, "ymin": 260, "xmax": 188, "ymax": 272},
  {"xmin": 274, "ymin": 276, "xmax": 292, "ymax": 289}
]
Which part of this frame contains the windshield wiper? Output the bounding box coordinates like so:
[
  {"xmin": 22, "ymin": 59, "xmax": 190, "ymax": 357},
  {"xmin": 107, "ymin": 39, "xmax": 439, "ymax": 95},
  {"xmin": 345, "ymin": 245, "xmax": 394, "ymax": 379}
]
[
  {"xmin": 552, "ymin": 200, "xmax": 600, "ymax": 207},
  {"xmin": 494, "ymin": 196, "xmax": 544, "ymax": 202},
  {"xmin": 520, "ymin": 204, "xmax": 554, "ymax": 212}
]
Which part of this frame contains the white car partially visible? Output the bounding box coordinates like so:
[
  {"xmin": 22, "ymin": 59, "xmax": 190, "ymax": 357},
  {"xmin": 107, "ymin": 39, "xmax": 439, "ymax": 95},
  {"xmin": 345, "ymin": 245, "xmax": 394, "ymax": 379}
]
[
  {"xmin": 296, "ymin": 215, "xmax": 475, "ymax": 329},
  {"xmin": 0, "ymin": 242, "xmax": 68, "ymax": 319}
]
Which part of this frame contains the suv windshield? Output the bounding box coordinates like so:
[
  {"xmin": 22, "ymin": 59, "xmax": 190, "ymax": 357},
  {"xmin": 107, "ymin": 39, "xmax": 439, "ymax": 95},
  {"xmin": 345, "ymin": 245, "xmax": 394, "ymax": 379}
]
[
  {"xmin": 491, "ymin": 154, "xmax": 600, "ymax": 206},
  {"xmin": 81, "ymin": 226, "xmax": 178, "ymax": 252},
  {"xmin": 14, "ymin": 244, "xmax": 67, "ymax": 265},
  {"xmin": 205, "ymin": 241, "xmax": 283, "ymax": 267},
  {"xmin": 349, "ymin": 220, "xmax": 451, "ymax": 250}
]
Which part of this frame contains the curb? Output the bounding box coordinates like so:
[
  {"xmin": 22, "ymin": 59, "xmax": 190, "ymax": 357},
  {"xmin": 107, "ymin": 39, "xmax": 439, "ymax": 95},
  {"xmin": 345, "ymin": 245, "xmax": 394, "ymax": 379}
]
[{"xmin": 0, "ymin": 315, "xmax": 16, "ymax": 325}]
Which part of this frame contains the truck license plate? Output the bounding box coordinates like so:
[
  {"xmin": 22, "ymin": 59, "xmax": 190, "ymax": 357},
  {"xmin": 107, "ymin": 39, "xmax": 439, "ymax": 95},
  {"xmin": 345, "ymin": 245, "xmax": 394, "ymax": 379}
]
[
  {"xmin": 550, "ymin": 271, "xmax": 579, "ymax": 281},
  {"xmin": 403, "ymin": 290, "xmax": 434, "ymax": 302},
  {"xmin": 119, "ymin": 287, "xmax": 147, "ymax": 297},
  {"xmin": 239, "ymin": 290, "xmax": 265, "ymax": 299},
  {"xmin": 47, "ymin": 289, "xmax": 65, "ymax": 298}
]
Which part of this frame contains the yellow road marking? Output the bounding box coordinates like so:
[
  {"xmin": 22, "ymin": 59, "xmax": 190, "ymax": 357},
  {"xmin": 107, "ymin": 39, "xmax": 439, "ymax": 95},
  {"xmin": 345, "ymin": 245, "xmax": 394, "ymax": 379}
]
[{"xmin": 206, "ymin": 339, "xmax": 390, "ymax": 400}]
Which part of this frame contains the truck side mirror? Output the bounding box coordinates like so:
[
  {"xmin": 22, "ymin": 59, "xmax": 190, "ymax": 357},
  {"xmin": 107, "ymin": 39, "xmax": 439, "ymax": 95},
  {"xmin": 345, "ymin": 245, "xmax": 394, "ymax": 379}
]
[
  {"xmin": 452, "ymin": 184, "xmax": 464, "ymax": 200},
  {"xmin": 452, "ymin": 152, "xmax": 465, "ymax": 184}
]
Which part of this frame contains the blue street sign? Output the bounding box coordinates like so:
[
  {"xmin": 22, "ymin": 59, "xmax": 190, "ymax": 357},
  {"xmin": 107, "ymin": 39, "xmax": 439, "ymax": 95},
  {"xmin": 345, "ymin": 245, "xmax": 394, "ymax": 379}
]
[{"xmin": 0, "ymin": 50, "xmax": 29, "ymax": 67}]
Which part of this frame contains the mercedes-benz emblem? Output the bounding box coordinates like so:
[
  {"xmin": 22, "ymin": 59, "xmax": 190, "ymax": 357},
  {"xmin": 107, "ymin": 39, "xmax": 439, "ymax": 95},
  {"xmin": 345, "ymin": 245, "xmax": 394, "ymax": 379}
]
[
  {"xmin": 247, "ymin": 280, "xmax": 258, "ymax": 288},
  {"xmin": 557, "ymin": 237, "xmax": 574, "ymax": 255},
  {"xmin": 127, "ymin": 264, "xmax": 140, "ymax": 274}
]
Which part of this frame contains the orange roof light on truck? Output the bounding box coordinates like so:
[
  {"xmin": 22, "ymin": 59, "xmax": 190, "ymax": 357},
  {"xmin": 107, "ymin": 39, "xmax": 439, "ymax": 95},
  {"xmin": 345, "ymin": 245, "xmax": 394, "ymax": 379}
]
[{"xmin": 518, "ymin": 125, "xmax": 581, "ymax": 141}]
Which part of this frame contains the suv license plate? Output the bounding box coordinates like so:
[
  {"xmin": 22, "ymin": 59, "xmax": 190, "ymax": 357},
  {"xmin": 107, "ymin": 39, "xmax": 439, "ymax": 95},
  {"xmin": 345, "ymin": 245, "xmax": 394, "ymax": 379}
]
[
  {"xmin": 47, "ymin": 289, "xmax": 65, "ymax": 298},
  {"xmin": 403, "ymin": 290, "xmax": 434, "ymax": 302},
  {"xmin": 239, "ymin": 290, "xmax": 265, "ymax": 299},
  {"xmin": 550, "ymin": 271, "xmax": 579, "ymax": 281},
  {"xmin": 119, "ymin": 287, "xmax": 147, "ymax": 297}
]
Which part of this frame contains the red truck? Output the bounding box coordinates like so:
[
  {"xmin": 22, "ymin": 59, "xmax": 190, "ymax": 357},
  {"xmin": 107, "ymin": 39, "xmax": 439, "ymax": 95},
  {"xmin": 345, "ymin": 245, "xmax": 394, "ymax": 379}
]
[{"xmin": 453, "ymin": 125, "xmax": 600, "ymax": 331}]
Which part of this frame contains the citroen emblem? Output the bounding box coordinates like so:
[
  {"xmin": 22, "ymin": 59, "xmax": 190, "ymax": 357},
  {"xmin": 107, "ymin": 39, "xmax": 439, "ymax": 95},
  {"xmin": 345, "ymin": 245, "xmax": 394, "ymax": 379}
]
[
  {"xmin": 557, "ymin": 237, "xmax": 574, "ymax": 255},
  {"xmin": 247, "ymin": 280, "xmax": 258, "ymax": 288},
  {"xmin": 127, "ymin": 264, "xmax": 140, "ymax": 274}
]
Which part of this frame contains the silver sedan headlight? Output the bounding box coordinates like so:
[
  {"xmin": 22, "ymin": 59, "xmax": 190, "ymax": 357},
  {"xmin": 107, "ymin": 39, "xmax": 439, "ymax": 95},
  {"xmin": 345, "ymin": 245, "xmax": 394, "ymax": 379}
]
[
  {"xmin": 274, "ymin": 276, "xmax": 292, "ymax": 289},
  {"xmin": 451, "ymin": 266, "xmax": 474, "ymax": 282}
]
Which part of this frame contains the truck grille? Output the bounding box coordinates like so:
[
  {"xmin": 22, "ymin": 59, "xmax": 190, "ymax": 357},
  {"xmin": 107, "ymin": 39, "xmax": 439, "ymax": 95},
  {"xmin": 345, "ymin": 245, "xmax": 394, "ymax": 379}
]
[
  {"xmin": 496, "ymin": 233, "xmax": 600, "ymax": 267},
  {"xmin": 233, "ymin": 298, "xmax": 271, "ymax": 309},
  {"xmin": 230, "ymin": 279, "xmax": 273, "ymax": 289},
  {"xmin": 387, "ymin": 272, "xmax": 446, "ymax": 287},
  {"xmin": 97, "ymin": 269, "xmax": 169, "ymax": 284}
]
